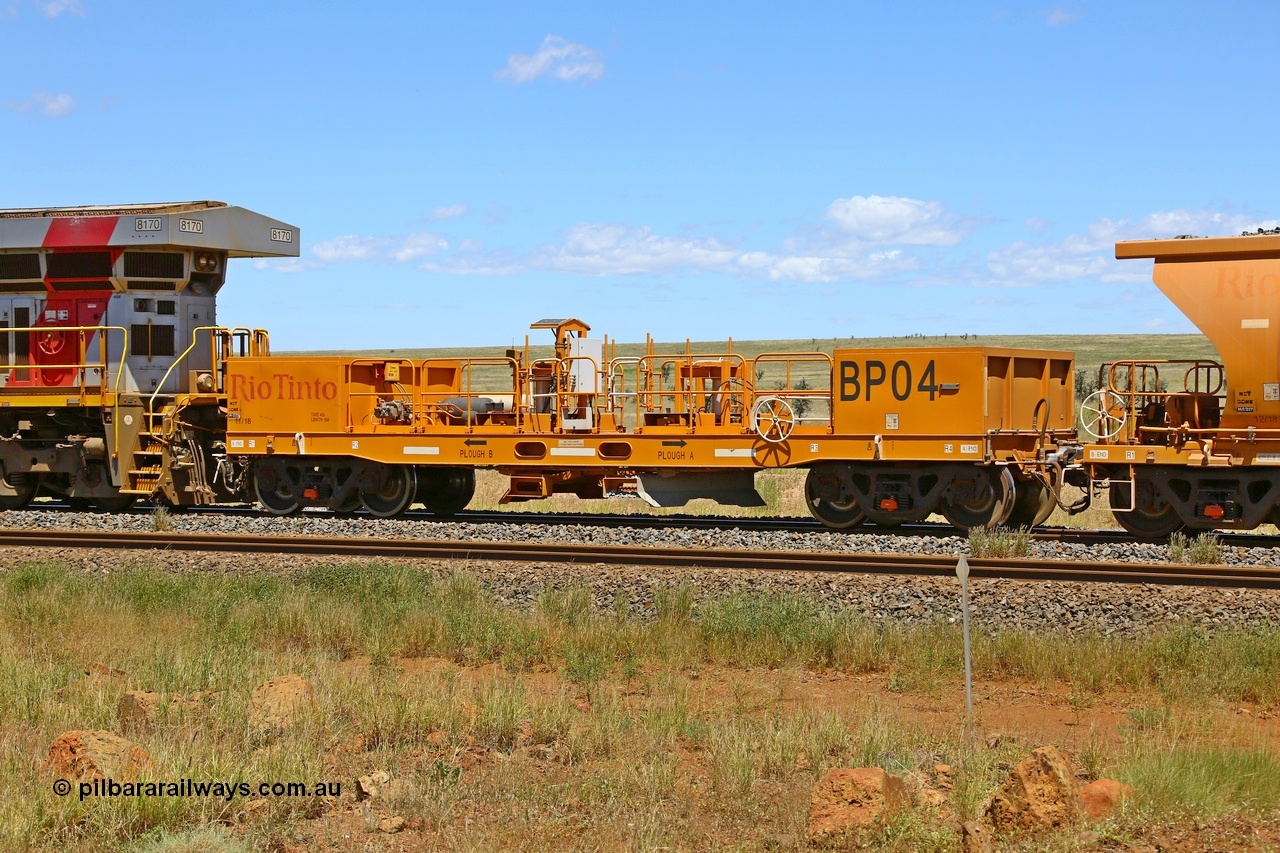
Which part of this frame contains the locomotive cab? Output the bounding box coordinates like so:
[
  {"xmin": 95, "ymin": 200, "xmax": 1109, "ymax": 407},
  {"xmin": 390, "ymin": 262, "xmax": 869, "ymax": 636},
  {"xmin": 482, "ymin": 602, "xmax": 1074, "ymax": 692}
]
[{"xmin": 0, "ymin": 202, "xmax": 298, "ymax": 509}]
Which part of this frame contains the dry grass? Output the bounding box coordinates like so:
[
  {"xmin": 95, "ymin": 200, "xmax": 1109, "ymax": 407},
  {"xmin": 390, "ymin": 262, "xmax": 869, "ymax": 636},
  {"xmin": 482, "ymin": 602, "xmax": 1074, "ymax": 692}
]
[{"xmin": 5, "ymin": 560, "xmax": 1280, "ymax": 850}]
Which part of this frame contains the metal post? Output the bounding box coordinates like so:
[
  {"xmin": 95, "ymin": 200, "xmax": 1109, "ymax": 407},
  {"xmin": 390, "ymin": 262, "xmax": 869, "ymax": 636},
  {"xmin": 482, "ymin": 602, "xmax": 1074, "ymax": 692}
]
[{"xmin": 956, "ymin": 554, "xmax": 974, "ymax": 749}]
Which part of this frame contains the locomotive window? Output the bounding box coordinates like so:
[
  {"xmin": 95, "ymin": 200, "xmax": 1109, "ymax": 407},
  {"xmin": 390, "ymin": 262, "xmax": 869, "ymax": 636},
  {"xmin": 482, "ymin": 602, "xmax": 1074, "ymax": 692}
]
[
  {"xmin": 156, "ymin": 300, "xmax": 176, "ymax": 316},
  {"xmin": 133, "ymin": 299, "xmax": 154, "ymax": 313},
  {"xmin": 130, "ymin": 323, "xmax": 176, "ymax": 359}
]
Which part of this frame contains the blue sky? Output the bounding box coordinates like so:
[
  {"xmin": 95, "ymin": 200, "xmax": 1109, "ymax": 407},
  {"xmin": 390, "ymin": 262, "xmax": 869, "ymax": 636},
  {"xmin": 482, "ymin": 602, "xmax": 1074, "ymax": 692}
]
[{"xmin": 3, "ymin": 1, "xmax": 1277, "ymax": 350}]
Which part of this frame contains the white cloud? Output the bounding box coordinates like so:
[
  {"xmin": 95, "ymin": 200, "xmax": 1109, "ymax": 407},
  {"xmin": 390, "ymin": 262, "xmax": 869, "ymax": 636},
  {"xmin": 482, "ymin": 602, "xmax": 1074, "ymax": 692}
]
[
  {"xmin": 825, "ymin": 195, "xmax": 966, "ymax": 246},
  {"xmin": 986, "ymin": 208, "xmax": 1280, "ymax": 285},
  {"xmin": 311, "ymin": 232, "xmax": 448, "ymax": 264},
  {"xmin": 531, "ymin": 224, "xmax": 739, "ymax": 275},
  {"xmin": 6, "ymin": 91, "xmax": 75, "ymax": 118},
  {"xmin": 5, "ymin": 0, "xmax": 82, "ymax": 16},
  {"xmin": 1046, "ymin": 8, "xmax": 1076, "ymax": 26},
  {"xmin": 495, "ymin": 35, "xmax": 604, "ymax": 84},
  {"xmin": 428, "ymin": 220, "xmax": 922, "ymax": 283},
  {"xmin": 35, "ymin": 0, "xmax": 81, "ymax": 15},
  {"xmin": 322, "ymin": 194, "xmax": 958, "ymax": 284},
  {"xmin": 428, "ymin": 204, "xmax": 467, "ymax": 221}
]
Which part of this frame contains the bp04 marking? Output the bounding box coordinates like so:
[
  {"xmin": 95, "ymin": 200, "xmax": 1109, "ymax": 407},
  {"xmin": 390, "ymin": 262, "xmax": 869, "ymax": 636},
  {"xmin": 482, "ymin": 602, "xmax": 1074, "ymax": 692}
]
[{"xmin": 840, "ymin": 359, "xmax": 939, "ymax": 402}]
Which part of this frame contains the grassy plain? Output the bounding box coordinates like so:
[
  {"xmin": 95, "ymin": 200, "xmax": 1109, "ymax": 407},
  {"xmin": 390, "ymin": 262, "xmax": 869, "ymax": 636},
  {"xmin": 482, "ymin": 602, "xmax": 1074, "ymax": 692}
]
[{"xmin": 4, "ymin": 560, "xmax": 1280, "ymax": 851}]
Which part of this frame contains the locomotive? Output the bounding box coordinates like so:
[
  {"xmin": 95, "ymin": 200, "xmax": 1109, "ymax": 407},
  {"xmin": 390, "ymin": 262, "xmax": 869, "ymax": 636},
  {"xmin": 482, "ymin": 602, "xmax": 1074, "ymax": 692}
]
[
  {"xmin": 0, "ymin": 202, "xmax": 297, "ymax": 510},
  {"xmin": 0, "ymin": 201, "xmax": 1274, "ymax": 540}
]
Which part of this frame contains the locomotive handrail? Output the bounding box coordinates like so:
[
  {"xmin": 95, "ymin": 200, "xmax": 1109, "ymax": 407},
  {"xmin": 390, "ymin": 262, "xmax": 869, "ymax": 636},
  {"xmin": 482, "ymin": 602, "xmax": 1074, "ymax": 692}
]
[
  {"xmin": 149, "ymin": 326, "xmax": 225, "ymax": 414},
  {"xmin": 0, "ymin": 323, "xmax": 130, "ymax": 457}
]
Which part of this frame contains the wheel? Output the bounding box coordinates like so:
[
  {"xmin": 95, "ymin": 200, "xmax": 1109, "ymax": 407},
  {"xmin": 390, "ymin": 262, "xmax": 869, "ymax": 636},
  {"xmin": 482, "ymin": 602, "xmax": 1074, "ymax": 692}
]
[
  {"xmin": 0, "ymin": 473, "xmax": 38, "ymax": 510},
  {"xmin": 253, "ymin": 463, "xmax": 301, "ymax": 516},
  {"xmin": 360, "ymin": 465, "xmax": 417, "ymax": 518},
  {"xmin": 416, "ymin": 467, "xmax": 475, "ymax": 516},
  {"xmin": 332, "ymin": 491, "xmax": 362, "ymax": 515},
  {"xmin": 1110, "ymin": 481, "xmax": 1184, "ymax": 541},
  {"xmin": 941, "ymin": 470, "xmax": 1010, "ymax": 530},
  {"xmin": 751, "ymin": 397, "xmax": 795, "ymax": 443},
  {"xmin": 1003, "ymin": 475, "xmax": 1055, "ymax": 529},
  {"xmin": 1079, "ymin": 390, "xmax": 1127, "ymax": 440},
  {"xmin": 804, "ymin": 469, "xmax": 865, "ymax": 530}
]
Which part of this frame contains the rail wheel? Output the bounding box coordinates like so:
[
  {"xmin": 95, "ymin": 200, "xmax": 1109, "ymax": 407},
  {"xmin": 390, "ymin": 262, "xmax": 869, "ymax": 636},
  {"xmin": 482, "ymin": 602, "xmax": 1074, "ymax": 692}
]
[
  {"xmin": 941, "ymin": 470, "xmax": 1009, "ymax": 530},
  {"xmin": 1003, "ymin": 475, "xmax": 1055, "ymax": 529},
  {"xmin": 1110, "ymin": 481, "xmax": 1184, "ymax": 541},
  {"xmin": 333, "ymin": 491, "xmax": 362, "ymax": 515},
  {"xmin": 360, "ymin": 465, "xmax": 417, "ymax": 518},
  {"xmin": 416, "ymin": 467, "xmax": 475, "ymax": 516},
  {"xmin": 0, "ymin": 473, "xmax": 38, "ymax": 510},
  {"xmin": 254, "ymin": 462, "xmax": 300, "ymax": 516},
  {"xmin": 804, "ymin": 470, "xmax": 865, "ymax": 530}
]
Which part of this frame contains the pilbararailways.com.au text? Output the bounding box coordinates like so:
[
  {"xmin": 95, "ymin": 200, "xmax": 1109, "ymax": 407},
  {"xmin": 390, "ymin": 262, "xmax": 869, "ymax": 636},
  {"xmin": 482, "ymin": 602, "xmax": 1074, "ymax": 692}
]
[{"xmin": 52, "ymin": 778, "xmax": 342, "ymax": 802}]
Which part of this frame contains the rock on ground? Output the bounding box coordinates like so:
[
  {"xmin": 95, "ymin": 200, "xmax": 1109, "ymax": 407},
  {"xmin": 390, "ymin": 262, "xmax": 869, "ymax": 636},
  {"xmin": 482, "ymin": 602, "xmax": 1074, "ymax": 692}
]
[
  {"xmin": 1080, "ymin": 779, "xmax": 1133, "ymax": 818},
  {"xmin": 42, "ymin": 730, "xmax": 150, "ymax": 781},
  {"xmin": 248, "ymin": 674, "xmax": 315, "ymax": 733},
  {"xmin": 807, "ymin": 767, "xmax": 908, "ymax": 843},
  {"xmin": 118, "ymin": 689, "xmax": 217, "ymax": 732},
  {"xmin": 985, "ymin": 745, "xmax": 1082, "ymax": 835}
]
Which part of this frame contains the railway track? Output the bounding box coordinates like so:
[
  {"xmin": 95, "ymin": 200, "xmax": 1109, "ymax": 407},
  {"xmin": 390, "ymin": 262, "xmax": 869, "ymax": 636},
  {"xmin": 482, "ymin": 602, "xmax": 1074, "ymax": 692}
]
[
  {"xmin": 5, "ymin": 528, "xmax": 1279, "ymax": 589},
  {"xmin": 24, "ymin": 500, "xmax": 1280, "ymax": 550}
]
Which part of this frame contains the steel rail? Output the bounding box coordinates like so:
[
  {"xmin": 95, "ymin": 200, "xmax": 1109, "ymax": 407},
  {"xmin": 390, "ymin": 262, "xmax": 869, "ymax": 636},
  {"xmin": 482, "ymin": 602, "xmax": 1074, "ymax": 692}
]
[
  {"xmin": 3, "ymin": 528, "xmax": 1279, "ymax": 589},
  {"xmin": 27, "ymin": 501, "xmax": 1280, "ymax": 550}
]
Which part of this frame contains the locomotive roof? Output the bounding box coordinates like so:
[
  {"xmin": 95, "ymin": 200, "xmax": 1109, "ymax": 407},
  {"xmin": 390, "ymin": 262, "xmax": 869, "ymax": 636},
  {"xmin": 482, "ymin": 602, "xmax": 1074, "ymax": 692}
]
[
  {"xmin": 0, "ymin": 200, "xmax": 229, "ymax": 218},
  {"xmin": 0, "ymin": 201, "xmax": 299, "ymax": 258},
  {"xmin": 1116, "ymin": 230, "xmax": 1280, "ymax": 261}
]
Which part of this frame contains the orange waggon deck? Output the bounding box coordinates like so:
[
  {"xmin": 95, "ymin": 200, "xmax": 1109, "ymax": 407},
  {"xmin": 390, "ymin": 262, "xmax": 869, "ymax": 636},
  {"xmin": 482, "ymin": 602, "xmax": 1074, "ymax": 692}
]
[{"xmin": 224, "ymin": 321, "xmax": 1075, "ymax": 474}]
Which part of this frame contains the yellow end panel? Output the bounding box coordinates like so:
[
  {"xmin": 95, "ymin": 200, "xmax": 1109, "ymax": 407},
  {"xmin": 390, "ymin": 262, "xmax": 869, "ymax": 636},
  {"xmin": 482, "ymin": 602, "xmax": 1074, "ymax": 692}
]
[
  {"xmin": 226, "ymin": 357, "xmax": 350, "ymax": 434},
  {"xmin": 1152, "ymin": 258, "xmax": 1280, "ymax": 429},
  {"xmin": 833, "ymin": 348, "xmax": 987, "ymax": 437},
  {"xmin": 832, "ymin": 347, "xmax": 1074, "ymax": 439}
]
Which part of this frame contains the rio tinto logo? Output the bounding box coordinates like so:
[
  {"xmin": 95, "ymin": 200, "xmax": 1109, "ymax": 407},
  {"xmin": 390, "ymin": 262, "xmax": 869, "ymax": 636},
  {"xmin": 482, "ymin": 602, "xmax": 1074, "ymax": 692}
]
[
  {"xmin": 229, "ymin": 373, "xmax": 338, "ymax": 401},
  {"xmin": 1217, "ymin": 266, "xmax": 1280, "ymax": 298}
]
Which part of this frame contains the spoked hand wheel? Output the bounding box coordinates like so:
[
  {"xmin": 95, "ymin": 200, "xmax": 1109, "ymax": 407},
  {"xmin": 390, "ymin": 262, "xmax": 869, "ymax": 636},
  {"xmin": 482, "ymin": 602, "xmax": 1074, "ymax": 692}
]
[
  {"xmin": 1079, "ymin": 389, "xmax": 1127, "ymax": 439},
  {"xmin": 751, "ymin": 396, "xmax": 795, "ymax": 443}
]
